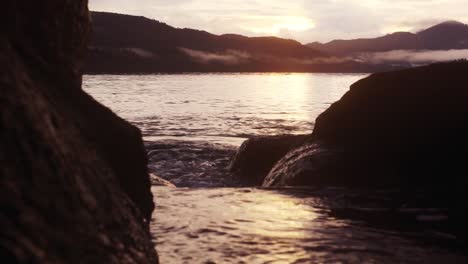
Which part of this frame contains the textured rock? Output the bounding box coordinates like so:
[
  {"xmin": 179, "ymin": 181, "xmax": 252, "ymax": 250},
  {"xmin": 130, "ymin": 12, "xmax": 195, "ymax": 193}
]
[
  {"xmin": 264, "ymin": 61, "xmax": 468, "ymax": 189},
  {"xmin": 230, "ymin": 135, "xmax": 308, "ymax": 185},
  {"xmin": 5, "ymin": 0, "xmax": 153, "ymax": 222},
  {"xmin": 1, "ymin": 0, "xmax": 158, "ymax": 263},
  {"xmin": 263, "ymin": 144, "xmax": 345, "ymax": 187}
]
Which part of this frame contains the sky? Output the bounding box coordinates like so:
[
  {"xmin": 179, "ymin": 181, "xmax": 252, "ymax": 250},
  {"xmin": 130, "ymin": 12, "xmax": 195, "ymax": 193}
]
[{"xmin": 89, "ymin": 0, "xmax": 468, "ymax": 43}]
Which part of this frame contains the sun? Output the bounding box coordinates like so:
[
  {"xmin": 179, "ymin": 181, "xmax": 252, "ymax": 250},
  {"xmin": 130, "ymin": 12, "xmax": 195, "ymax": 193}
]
[
  {"xmin": 243, "ymin": 15, "xmax": 316, "ymax": 36},
  {"xmin": 273, "ymin": 16, "xmax": 316, "ymax": 32}
]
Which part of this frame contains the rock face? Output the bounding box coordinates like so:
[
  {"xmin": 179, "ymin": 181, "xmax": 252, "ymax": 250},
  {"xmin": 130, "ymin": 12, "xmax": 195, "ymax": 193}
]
[
  {"xmin": 263, "ymin": 61, "xmax": 468, "ymax": 189},
  {"xmin": 230, "ymin": 135, "xmax": 308, "ymax": 185},
  {"xmin": 1, "ymin": 0, "xmax": 158, "ymax": 263},
  {"xmin": 263, "ymin": 143, "xmax": 347, "ymax": 187}
]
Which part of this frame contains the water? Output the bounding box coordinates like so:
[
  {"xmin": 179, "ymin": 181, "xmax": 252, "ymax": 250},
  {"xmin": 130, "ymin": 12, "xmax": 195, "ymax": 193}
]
[
  {"xmin": 152, "ymin": 187, "xmax": 463, "ymax": 264},
  {"xmin": 84, "ymin": 73, "xmax": 364, "ymax": 187},
  {"xmin": 83, "ymin": 73, "xmax": 363, "ymax": 145},
  {"xmin": 83, "ymin": 73, "xmax": 466, "ymax": 263}
]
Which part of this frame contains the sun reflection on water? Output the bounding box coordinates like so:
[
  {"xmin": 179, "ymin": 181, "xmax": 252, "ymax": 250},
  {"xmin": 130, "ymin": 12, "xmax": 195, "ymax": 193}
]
[
  {"xmin": 84, "ymin": 73, "xmax": 366, "ymax": 144},
  {"xmin": 151, "ymin": 187, "xmax": 465, "ymax": 263},
  {"xmin": 151, "ymin": 187, "xmax": 335, "ymax": 263},
  {"xmin": 240, "ymin": 193, "xmax": 318, "ymax": 239}
]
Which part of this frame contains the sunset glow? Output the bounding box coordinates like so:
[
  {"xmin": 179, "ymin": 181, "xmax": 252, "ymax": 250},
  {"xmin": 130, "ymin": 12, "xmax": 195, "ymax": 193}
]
[
  {"xmin": 244, "ymin": 16, "xmax": 315, "ymax": 36},
  {"xmin": 5, "ymin": 0, "xmax": 468, "ymax": 263},
  {"xmin": 89, "ymin": 0, "xmax": 468, "ymax": 43}
]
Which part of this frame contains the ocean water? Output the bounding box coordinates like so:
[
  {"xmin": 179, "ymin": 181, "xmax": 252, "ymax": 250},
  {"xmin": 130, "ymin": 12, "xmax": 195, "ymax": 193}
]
[
  {"xmin": 84, "ymin": 73, "xmax": 466, "ymax": 263},
  {"xmin": 84, "ymin": 73, "xmax": 363, "ymax": 187},
  {"xmin": 83, "ymin": 73, "xmax": 363, "ymax": 145}
]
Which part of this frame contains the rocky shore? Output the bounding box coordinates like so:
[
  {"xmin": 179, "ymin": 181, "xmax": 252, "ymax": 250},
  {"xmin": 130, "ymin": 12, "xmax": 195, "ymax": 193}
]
[
  {"xmin": 2, "ymin": 0, "xmax": 467, "ymax": 261},
  {"xmin": 232, "ymin": 60, "xmax": 468, "ymax": 238},
  {"xmin": 1, "ymin": 1, "xmax": 158, "ymax": 263},
  {"xmin": 233, "ymin": 61, "xmax": 468, "ymax": 187},
  {"xmin": 229, "ymin": 134, "xmax": 308, "ymax": 186}
]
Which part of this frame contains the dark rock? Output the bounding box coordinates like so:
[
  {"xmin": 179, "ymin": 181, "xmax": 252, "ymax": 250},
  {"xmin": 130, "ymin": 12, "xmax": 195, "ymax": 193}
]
[
  {"xmin": 263, "ymin": 143, "xmax": 345, "ymax": 187},
  {"xmin": 66, "ymin": 87, "xmax": 154, "ymax": 221},
  {"xmin": 263, "ymin": 143, "xmax": 404, "ymax": 188},
  {"xmin": 230, "ymin": 135, "xmax": 308, "ymax": 185},
  {"xmin": 1, "ymin": 0, "xmax": 158, "ymax": 263},
  {"xmin": 264, "ymin": 61, "xmax": 468, "ymax": 189},
  {"xmin": 6, "ymin": 0, "xmax": 153, "ymax": 223}
]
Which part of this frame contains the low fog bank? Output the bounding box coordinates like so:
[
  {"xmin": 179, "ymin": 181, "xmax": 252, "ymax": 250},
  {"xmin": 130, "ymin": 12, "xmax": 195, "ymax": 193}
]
[
  {"xmin": 356, "ymin": 49, "xmax": 468, "ymax": 65},
  {"xmin": 179, "ymin": 48, "xmax": 251, "ymax": 65},
  {"xmin": 180, "ymin": 47, "xmax": 468, "ymax": 67}
]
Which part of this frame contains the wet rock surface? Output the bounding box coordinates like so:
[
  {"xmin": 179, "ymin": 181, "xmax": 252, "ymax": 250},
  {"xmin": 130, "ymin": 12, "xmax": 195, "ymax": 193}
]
[
  {"xmin": 1, "ymin": 0, "xmax": 158, "ymax": 263},
  {"xmin": 230, "ymin": 134, "xmax": 308, "ymax": 185},
  {"xmin": 263, "ymin": 143, "xmax": 346, "ymax": 187},
  {"xmin": 264, "ymin": 61, "xmax": 468, "ymax": 189},
  {"xmin": 258, "ymin": 61, "xmax": 468, "ymax": 239}
]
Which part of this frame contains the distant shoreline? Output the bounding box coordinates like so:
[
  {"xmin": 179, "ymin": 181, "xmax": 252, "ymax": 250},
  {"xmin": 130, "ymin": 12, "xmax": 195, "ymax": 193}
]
[{"xmin": 83, "ymin": 69, "xmax": 385, "ymax": 75}]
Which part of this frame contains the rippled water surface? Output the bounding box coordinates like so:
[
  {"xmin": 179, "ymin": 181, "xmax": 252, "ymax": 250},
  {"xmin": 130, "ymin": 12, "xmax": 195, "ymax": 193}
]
[
  {"xmin": 84, "ymin": 74, "xmax": 466, "ymax": 263},
  {"xmin": 152, "ymin": 187, "xmax": 464, "ymax": 264},
  {"xmin": 84, "ymin": 73, "xmax": 365, "ymax": 144}
]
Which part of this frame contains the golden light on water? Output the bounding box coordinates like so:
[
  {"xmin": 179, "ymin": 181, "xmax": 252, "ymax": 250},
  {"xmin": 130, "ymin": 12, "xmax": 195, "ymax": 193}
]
[
  {"xmin": 244, "ymin": 192, "xmax": 319, "ymax": 239},
  {"xmin": 250, "ymin": 73, "xmax": 312, "ymax": 122},
  {"xmin": 84, "ymin": 73, "xmax": 364, "ymax": 140},
  {"xmin": 152, "ymin": 187, "xmax": 323, "ymax": 263}
]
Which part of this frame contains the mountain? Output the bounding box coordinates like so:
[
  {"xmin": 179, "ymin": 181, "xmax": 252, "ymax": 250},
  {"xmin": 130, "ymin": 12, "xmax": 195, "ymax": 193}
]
[
  {"xmin": 85, "ymin": 12, "xmax": 396, "ymax": 73},
  {"xmin": 418, "ymin": 21, "xmax": 468, "ymax": 49},
  {"xmin": 85, "ymin": 12, "xmax": 467, "ymax": 73},
  {"xmin": 90, "ymin": 12, "xmax": 323, "ymax": 58},
  {"xmin": 307, "ymin": 21, "xmax": 468, "ymax": 55}
]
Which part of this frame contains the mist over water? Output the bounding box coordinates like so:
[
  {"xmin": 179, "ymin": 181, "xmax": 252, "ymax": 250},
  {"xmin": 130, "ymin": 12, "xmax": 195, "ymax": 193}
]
[
  {"xmin": 179, "ymin": 47, "xmax": 468, "ymax": 67},
  {"xmin": 84, "ymin": 74, "xmax": 466, "ymax": 263},
  {"xmin": 358, "ymin": 49, "xmax": 468, "ymax": 65}
]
